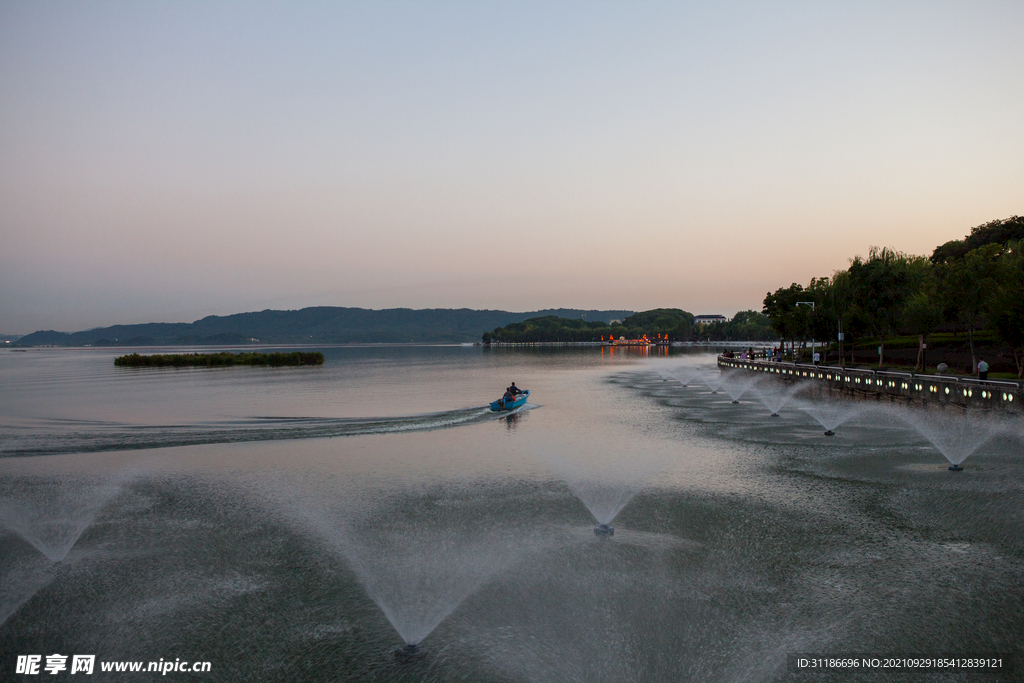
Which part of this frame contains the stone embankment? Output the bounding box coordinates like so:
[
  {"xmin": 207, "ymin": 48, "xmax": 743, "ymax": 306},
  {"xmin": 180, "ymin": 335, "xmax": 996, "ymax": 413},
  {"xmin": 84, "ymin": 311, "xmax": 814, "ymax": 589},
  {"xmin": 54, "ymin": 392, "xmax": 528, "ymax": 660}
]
[{"xmin": 718, "ymin": 356, "xmax": 1022, "ymax": 414}]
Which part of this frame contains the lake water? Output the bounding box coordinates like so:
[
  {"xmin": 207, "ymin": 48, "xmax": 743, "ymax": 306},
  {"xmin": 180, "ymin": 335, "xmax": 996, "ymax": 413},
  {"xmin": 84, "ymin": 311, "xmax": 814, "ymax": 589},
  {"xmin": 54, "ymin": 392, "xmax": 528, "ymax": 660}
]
[{"xmin": 1, "ymin": 345, "xmax": 1023, "ymax": 681}]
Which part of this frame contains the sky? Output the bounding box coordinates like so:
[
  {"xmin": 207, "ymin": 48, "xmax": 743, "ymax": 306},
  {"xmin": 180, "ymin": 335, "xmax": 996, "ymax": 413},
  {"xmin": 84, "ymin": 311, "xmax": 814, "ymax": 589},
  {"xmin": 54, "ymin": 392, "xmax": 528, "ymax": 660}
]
[{"xmin": 1, "ymin": 1, "xmax": 1022, "ymax": 333}]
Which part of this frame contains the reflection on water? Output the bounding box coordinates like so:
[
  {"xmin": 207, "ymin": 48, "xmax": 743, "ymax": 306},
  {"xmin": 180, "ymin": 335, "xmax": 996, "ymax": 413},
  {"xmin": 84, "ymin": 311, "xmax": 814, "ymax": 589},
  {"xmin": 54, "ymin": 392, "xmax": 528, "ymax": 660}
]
[{"xmin": 1, "ymin": 347, "xmax": 1023, "ymax": 681}]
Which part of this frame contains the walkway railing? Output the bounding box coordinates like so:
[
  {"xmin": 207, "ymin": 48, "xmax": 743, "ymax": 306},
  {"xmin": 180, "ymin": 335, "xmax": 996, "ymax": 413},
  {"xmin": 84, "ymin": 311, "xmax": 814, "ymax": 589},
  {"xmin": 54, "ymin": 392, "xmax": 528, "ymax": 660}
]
[{"xmin": 717, "ymin": 356, "xmax": 1022, "ymax": 412}]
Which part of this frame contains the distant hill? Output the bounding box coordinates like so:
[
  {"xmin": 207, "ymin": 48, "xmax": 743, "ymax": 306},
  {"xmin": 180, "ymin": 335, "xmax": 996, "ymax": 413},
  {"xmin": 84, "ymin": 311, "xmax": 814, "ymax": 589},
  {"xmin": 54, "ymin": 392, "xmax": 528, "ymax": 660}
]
[{"xmin": 14, "ymin": 307, "xmax": 635, "ymax": 346}]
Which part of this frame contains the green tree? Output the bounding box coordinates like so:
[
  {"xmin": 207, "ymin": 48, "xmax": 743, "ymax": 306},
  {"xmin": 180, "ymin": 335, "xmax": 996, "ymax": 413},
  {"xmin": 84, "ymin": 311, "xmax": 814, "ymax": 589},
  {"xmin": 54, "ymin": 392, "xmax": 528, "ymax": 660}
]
[
  {"xmin": 847, "ymin": 247, "xmax": 927, "ymax": 367},
  {"xmin": 817, "ymin": 270, "xmax": 864, "ymax": 366},
  {"xmin": 901, "ymin": 291, "xmax": 942, "ymax": 371},
  {"xmin": 931, "ymin": 216, "xmax": 1024, "ymax": 263},
  {"xmin": 763, "ymin": 284, "xmax": 810, "ymax": 357},
  {"xmin": 991, "ymin": 240, "xmax": 1024, "ymax": 378},
  {"xmin": 800, "ymin": 276, "xmax": 848, "ymax": 361},
  {"xmin": 485, "ymin": 310, "xmax": 696, "ymax": 344},
  {"xmin": 932, "ymin": 243, "xmax": 1002, "ymax": 371},
  {"xmin": 620, "ymin": 309, "xmax": 694, "ymax": 341},
  {"xmin": 725, "ymin": 310, "xmax": 777, "ymax": 341}
]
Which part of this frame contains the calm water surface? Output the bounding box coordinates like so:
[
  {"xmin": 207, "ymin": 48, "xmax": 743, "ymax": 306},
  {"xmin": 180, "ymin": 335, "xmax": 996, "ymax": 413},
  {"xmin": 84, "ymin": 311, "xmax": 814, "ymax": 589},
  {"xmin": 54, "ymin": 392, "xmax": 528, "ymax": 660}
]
[{"xmin": 1, "ymin": 346, "xmax": 1022, "ymax": 681}]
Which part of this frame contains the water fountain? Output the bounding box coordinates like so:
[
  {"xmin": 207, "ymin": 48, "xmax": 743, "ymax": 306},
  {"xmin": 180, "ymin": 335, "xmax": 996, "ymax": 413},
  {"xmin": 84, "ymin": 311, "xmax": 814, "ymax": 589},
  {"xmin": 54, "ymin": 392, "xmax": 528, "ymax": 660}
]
[
  {"xmin": 0, "ymin": 472, "xmax": 131, "ymax": 628},
  {"xmin": 562, "ymin": 479, "xmax": 639, "ymax": 536},
  {"xmin": 753, "ymin": 377, "xmax": 806, "ymax": 417},
  {"xmin": 535, "ymin": 436, "xmax": 677, "ymax": 539},
  {"xmin": 696, "ymin": 367, "xmax": 726, "ymax": 395},
  {"xmin": 718, "ymin": 371, "xmax": 761, "ymax": 404},
  {"xmin": 257, "ymin": 475, "xmax": 553, "ymax": 655},
  {"xmin": 792, "ymin": 397, "xmax": 868, "ymax": 437},
  {"xmin": 653, "ymin": 367, "xmax": 675, "ymax": 383},
  {"xmin": 667, "ymin": 364, "xmax": 701, "ymax": 388},
  {"xmin": 393, "ymin": 642, "xmax": 425, "ymax": 661},
  {"xmin": 647, "ymin": 361, "xmax": 700, "ymax": 389},
  {"xmin": 0, "ymin": 478, "xmax": 122, "ymax": 563},
  {"xmin": 895, "ymin": 407, "xmax": 1003, "ymax": 470},
  {"xmin": 340, "ymin": 519, "xmax": 531, "ymax": 649},
  {"xmin": 0, "ymin": 555, "xmax": 58, "ymax": 627}
]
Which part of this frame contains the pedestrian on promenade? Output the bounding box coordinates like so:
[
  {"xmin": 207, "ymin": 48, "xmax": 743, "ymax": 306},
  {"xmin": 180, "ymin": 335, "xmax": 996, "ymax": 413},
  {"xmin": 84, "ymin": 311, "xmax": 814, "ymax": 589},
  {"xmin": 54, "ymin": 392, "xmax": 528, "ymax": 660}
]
[{"xmin": 978, "ymin": 360, "xmax": 989, "ymax": 380}]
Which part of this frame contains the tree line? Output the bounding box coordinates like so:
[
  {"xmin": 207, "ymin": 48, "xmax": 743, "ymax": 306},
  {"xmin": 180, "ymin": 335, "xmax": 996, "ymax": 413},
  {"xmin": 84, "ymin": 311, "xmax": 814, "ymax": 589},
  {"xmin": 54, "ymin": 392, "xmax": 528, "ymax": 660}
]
[
  {"xmin": 483, "ymin": 309, "xmax": 776, "ymax": 344},
  {"xmin": 762, "ymin": 216, "xmax": 1024, "ymax": 376}
]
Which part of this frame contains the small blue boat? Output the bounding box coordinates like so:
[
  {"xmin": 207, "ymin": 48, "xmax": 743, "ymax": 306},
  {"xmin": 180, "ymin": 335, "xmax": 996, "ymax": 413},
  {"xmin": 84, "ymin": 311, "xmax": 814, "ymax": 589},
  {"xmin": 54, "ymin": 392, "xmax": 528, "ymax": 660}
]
[{"xmin": 490, "ymin": 389, "xmax": 530, "ymax": 412}]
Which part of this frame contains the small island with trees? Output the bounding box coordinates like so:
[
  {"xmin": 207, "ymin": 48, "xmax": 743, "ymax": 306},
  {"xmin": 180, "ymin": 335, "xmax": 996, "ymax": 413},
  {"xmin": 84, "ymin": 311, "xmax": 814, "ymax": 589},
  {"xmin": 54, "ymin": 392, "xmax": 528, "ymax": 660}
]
[
  {"xmin": 483, "ymin": 308, "xmax": 776, "ymax": 345},
  {"xmin": 114, "ymin": 351, "xmax": 325, "ymax": 367}
]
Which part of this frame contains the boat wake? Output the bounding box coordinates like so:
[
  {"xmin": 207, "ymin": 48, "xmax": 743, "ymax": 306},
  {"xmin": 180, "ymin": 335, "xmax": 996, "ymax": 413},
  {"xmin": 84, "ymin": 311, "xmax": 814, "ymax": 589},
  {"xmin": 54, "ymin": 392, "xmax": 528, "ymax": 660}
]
[{"xmin": 0, "ymin": 405, "xmax": 528, "ymax": 458}]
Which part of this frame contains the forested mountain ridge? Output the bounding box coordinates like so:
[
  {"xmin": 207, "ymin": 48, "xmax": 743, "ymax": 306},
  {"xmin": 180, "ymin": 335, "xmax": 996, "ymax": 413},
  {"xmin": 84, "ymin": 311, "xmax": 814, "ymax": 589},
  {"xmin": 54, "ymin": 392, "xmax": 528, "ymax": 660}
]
[{"xmin": 15, "ymin": 307, "xmax": 635, "ymax": 346}]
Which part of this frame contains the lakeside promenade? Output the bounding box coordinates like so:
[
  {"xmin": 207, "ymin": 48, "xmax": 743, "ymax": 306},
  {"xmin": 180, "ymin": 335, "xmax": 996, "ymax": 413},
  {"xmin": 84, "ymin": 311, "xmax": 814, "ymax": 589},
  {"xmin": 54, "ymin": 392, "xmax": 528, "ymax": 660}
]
[{"xmin": 718, "ymin": 356, "xmax": 1022, "ymax": 414}]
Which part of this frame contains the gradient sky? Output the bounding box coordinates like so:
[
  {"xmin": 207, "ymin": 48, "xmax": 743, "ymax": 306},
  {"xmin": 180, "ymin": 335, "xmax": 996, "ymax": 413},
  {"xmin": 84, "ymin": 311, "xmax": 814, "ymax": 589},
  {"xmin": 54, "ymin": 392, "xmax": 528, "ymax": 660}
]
[{"xmin": 2, "ymin": 1, "xmax": 1022, "ymax": 333}]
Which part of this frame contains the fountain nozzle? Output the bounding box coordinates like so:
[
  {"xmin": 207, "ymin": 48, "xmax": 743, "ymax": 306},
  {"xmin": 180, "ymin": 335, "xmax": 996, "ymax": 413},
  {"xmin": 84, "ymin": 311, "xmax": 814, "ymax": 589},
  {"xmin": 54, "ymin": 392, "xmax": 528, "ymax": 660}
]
[
  {"xmin": 948, "ymin": 464, "xmax": 964, "ymax": 471},
  {"xmin": 770, "ymin": 413, "xmax": 780, "ymax": 417},
  {"xmin": 395, "ymin": 643, "xmax": 424, "ymax": 662},
  {"xmin": 823, "ymin": 430, "xmax": 835, "ymax": 437},
  {"xmin": 731, "ymin": 400, "xmax": 739, "ymax": 404},
  {"xmin": 594, "ymin": 524, "xmax": 614, "ymax": 537}
]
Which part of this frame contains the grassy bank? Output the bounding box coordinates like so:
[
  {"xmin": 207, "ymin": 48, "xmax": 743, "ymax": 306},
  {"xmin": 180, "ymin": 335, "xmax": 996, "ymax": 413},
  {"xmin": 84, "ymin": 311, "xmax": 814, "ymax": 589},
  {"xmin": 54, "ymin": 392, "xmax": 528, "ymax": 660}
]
[{"xmin": 114, "ymin": 351, "xmax": 324, "ymax": 367}]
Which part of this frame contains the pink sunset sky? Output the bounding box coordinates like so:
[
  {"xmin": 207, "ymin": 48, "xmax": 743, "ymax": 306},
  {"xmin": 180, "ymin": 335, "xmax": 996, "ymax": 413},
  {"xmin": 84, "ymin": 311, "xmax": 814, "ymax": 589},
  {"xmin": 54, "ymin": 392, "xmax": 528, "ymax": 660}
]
[{"xmin": 1, "ymin": 1, "xmax": 1021, "ymax": 333}]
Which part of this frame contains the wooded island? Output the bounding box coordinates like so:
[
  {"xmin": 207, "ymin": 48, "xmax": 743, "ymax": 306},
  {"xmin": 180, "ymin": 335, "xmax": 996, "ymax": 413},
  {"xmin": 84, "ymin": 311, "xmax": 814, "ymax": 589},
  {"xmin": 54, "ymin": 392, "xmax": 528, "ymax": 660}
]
[{"xmin": 484, "ymin": 309, "xmax": 776, "ymax": 344}]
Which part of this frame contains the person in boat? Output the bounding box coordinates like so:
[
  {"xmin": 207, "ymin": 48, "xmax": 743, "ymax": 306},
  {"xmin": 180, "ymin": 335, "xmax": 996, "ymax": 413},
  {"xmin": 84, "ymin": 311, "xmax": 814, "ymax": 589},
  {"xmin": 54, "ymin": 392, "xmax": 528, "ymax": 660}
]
[
  {"xmin": 509, "ymin": 382, "xmax": 522, "ymax": 395},
  {"xmin": 502, "ymin": 388, "xmax": 515, "ymax": 403}
]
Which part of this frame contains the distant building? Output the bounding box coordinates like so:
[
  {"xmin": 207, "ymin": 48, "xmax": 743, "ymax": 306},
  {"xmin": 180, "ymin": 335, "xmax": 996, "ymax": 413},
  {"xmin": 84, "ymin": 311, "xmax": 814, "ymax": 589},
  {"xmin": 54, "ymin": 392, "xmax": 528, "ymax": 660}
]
[{"xmin": 693, "ymin": 314, "xmax": 727, "ymax": 326}]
